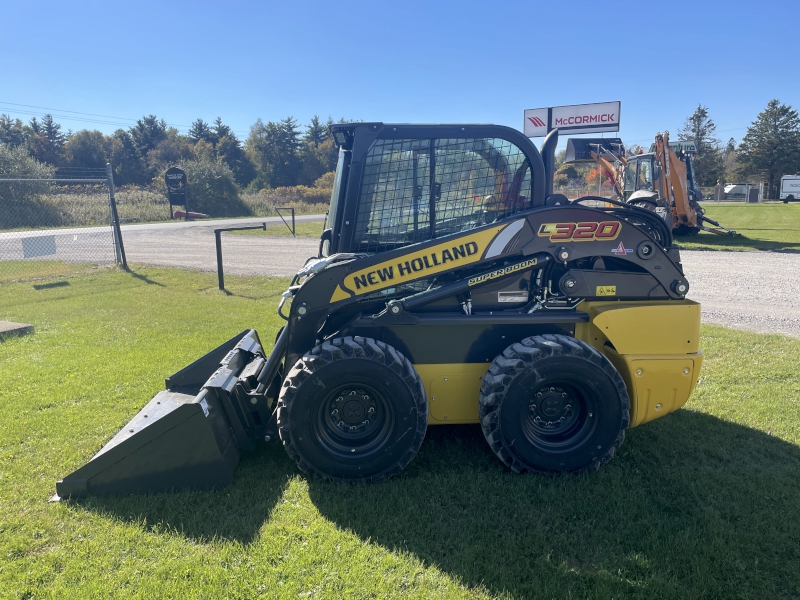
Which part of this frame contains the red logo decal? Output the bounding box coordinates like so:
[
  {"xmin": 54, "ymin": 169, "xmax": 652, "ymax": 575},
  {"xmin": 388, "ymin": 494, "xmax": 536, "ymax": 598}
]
[{"xmin": 527, "ymin": 116, "xmax": 546, "ymax": 127}]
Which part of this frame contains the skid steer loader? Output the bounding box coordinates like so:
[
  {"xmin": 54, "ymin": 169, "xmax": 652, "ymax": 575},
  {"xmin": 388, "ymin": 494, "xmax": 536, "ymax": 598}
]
[{"xmin": 55, "ymin": 123, "xmax": 703, "ymax": 498}]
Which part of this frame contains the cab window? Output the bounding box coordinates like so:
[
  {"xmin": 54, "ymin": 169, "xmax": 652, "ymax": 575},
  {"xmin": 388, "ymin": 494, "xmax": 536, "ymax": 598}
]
[{"xmin": 352, "ymin": 137, "xmax": 531, "ymax": 252}]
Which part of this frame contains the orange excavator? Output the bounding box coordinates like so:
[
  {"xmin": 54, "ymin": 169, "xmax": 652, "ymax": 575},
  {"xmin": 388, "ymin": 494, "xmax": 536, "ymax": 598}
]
[{"xmin": 566, "ymin": 132, "xmax": 737, "ymax": 236}]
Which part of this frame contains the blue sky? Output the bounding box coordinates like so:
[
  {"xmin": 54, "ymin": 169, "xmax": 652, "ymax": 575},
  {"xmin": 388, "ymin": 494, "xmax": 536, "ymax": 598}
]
[{"xmin": 1, "ymin": 0, "xmax": 796, "ymax": 149}]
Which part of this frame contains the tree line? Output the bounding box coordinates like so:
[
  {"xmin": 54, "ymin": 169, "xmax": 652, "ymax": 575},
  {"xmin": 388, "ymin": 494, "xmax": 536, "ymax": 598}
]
[
  {"xmin": 655, "ymin": 99, "xmax": 800, "ymax": 196},
  {"xmin": 1, "ymin": 99, "xmax": 799, "ymax": 198},
  {"xmin": 0, "ymin": 113, "xmax": 341, "ymax": 190}
]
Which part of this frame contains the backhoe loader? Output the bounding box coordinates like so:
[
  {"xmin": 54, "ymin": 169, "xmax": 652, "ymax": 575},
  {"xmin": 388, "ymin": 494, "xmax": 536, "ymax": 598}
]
[
  {"xmin": 566, "ymin": 133, "xmax": 736, "ymax": 236},
  {"xmin": 55, "ymin": 123, "xmax": 703, "ymax": 497}
]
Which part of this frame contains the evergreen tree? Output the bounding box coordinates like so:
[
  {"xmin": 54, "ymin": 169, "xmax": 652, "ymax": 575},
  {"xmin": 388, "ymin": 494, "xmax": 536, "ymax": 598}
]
[
  {"xmin": 213, "ymin": 117, "xmax": 232, "ymax": 141},
  {"xmin": 0, "ymin": 114, "xmax": 26, "ymax": 148},
  {"xmin": 189, "ymin": 118, "xmax": 215, "ymax": 144},
  {"xmin": 108, "ymin": 129, "xmax": 148, "ymax": 185},
  {"xmin": 738, "ymin": 99, "xmax": 800, "ymax": 197},
  {"xmin": 245, "ymin": 117, "xmax": 302, "ymax": 188},
  {"xmin": 304, "ymin": 115, "xmax": 328, "ymax": 147},
  {"xmin": 216, "ymin": 134, "xmax": 255, "ymax": 187},
  {"xmin": 678, "ymin": 105, "xmax": 723, "ymax": 186},
  {"xmin": 129, "ymin": 115, "xmax": 168, "ymax": 157}
]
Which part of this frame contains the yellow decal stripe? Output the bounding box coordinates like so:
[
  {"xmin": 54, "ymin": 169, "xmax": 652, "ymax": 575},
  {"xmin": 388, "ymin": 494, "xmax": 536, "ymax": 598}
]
[{"xmin": 329, "ymin": 224, "xmax": 507, "ymax": 303}]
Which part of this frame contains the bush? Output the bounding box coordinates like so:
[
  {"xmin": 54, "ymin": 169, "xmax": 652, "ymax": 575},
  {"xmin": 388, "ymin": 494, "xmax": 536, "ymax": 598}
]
[
  {"xmin": 0, "ymin": 146, "xmax": 58, "ymax": 229},
  {"xmin": 159, "ymin": 158, "xmax": 250, "ymax": 217}
]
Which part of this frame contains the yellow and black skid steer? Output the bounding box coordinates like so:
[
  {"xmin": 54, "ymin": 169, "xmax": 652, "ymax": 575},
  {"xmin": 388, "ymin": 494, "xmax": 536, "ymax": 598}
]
[{"xmin": 55, "ymin": 123, "xmax": 703, "ymax": 497}]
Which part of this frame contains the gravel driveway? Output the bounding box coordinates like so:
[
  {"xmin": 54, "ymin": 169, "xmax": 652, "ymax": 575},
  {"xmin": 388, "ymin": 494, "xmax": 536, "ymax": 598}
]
[
  {"xmin": 117, "ymin": 226, "xmax": 800, "ymax": 339},
  {"xmin": 6, "ymin": 215, "xmax": 795, "ymax": 337},
  {"xmin": 681, "ymin": 250, "xmax": 800, "ymax": 338}
]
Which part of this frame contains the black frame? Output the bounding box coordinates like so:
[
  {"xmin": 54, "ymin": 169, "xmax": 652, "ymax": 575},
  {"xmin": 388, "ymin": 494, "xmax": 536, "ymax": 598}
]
[{"xmin": 328, "ymin": 123, "xmax": 547, "ymax": 255}]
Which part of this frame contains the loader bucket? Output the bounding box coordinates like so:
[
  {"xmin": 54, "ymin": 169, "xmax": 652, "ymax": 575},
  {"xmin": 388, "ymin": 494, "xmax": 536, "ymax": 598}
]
[
  {"xmin": 565, "ymin": 137, "xmax": 624, "ymax": 163},
  {"xmin": 56, "ymin": 329, "xmax": 276, "ymax": 499}
]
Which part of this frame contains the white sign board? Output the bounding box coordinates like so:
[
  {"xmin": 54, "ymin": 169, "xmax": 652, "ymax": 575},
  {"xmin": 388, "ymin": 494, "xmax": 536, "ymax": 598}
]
[{"xmin": 524, "ymin": 101, "xmax": 621, "ymax": 137}]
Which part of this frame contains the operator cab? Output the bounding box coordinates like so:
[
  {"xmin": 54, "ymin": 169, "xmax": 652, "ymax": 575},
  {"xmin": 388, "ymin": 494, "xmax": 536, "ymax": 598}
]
[
  {"xmin": 623, "ymin": 154, "xmax": 659, "ymax": 201},
  {"xmin": 322, "ymin": 123, "xmax": 546, "ymax": 258}
]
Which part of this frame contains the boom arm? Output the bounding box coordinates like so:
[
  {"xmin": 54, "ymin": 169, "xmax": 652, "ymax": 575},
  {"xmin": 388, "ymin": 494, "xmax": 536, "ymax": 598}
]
[{"xmin": 653, "ymin": 131, "xmax": 698, "ymax": 229}]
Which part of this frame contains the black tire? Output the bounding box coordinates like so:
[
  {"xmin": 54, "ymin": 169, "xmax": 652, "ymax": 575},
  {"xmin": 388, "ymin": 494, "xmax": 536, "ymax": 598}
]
[
  {"xmin": 632, "ymin": 199, "xmax": 672, "ymax": 230},
  {"xmin": 479, "ymin": 334, "xmax": 630, "ymax": 474},
  {"xmin": 675, "ymin": 224, "xmax": 701, "ymax": 236},
  {"xmin": 277, "ymin": 336, "xmax": 427, "ymax": 482}
]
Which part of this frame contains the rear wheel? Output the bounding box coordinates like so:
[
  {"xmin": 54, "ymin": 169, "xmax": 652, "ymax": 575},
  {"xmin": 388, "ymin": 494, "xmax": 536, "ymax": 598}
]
[
  {"xmin": 479, "ymin": 334, "xmax": 629, "ymax": 474},
  {"xmin": 277, "ymin": 337, "xmax": 427, "ymax": 482}
]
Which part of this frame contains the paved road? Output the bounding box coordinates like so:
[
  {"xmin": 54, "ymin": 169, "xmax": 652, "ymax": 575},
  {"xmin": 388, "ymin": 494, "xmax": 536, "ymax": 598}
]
[
  {"xmin": 124, "ymin": 223, "xmax": 321, "ymax": 277},
  {"xmin": 0, "ymin": 215, "xmax": 325, "ymax": 269}
]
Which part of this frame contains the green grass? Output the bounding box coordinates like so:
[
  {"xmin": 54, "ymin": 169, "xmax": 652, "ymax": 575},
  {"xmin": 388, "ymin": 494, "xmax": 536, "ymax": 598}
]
[
  {"xmin": 676, "ymin": 203, "xmax": 800, "ymax": 251},
  {"xmin": 1, "ymin": 266, "xmax": 799, "ymax": 598},
  {"xmin": 230, "ymin": 220, "xmax": 325, "ymax": 238}
]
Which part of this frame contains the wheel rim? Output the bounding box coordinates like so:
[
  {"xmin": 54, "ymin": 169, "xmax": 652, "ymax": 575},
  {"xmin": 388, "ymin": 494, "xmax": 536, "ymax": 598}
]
[
  {"xmin": 314, "ymin": 384, "xmax": 395, "ymax": 459},
  {"xmin": 519, "ymin": 381, "xmax": 599, "ymax": 454}
]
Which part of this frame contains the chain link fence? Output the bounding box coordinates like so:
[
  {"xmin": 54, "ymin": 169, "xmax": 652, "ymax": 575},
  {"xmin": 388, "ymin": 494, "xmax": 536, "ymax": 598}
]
[{"xmin": 0, "ymin": 164, "xmax": 127, "ymax": 281}]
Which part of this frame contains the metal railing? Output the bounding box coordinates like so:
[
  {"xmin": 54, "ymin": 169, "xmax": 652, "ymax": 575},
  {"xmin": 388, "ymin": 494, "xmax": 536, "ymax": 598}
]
[{"xmin": 214, "ymin": 223, "xmax": 266, "ymax": 290}]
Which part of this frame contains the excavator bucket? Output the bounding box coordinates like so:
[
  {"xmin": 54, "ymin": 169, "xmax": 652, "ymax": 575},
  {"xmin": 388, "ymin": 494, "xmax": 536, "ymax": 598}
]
[{"xmin": 55, "ymin": 329, "xmax": 279, "ymax": 499}]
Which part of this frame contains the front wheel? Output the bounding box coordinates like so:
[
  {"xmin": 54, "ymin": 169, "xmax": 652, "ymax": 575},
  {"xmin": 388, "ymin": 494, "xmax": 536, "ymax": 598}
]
[
  {"xmin": 277, "ymin": 337, "xmax": 427, "ymax": 482},
  {"xmin": 479, "ymin": 334, "xmax": 630, "ymax": 474}
]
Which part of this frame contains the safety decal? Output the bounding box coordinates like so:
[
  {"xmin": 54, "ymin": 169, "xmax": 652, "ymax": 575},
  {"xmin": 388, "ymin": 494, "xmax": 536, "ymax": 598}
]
[
  {"xmin": 537, "ymin": 221, "xmax": 621, "ymax": 242},
  {"xmin": 596, "ymin": 285, "xmax": 616, "ymax": 296},
  {"xmin": 610, "ymin": 242, "xmax": 633, "ymax": 255}
]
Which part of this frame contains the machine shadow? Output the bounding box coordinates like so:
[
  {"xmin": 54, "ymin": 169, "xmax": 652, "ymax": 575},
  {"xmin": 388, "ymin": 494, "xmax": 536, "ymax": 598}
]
[
  {"xmin": 76, "ymin": 442, "xmax": 296, "ymax": 544},
  {"xmin": 308, "ymin": 412, "xmax": 800, "ymax": 598}
]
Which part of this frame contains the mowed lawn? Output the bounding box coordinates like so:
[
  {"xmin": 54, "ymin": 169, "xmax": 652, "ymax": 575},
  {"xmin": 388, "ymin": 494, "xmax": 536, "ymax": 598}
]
[
  {"xmin": 230, "ymin": 220, "xmax": 325, "ymax": 238},
  {"xmin": 1, "ymin": 265, "xmax": 799, "ymax": 599},
  {"xmin": 676, "ymin": 203, "xmax": 800, "ymax": 251}
]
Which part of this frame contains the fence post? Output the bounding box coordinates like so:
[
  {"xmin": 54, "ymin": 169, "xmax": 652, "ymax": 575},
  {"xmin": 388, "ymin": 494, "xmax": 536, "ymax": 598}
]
[
  {"xmin": 215, "ymin": 229, "xmax": 224, "ymax": 290},
  {"xmin": 106, "ymin": 163, "xmax": 128, "ymax": 269}
]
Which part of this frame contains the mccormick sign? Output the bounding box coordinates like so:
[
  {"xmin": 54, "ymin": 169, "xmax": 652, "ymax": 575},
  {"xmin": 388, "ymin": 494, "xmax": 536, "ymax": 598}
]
[{"xmin": 524, "ymin": 101, "xmax": 621, "ymax": 137}]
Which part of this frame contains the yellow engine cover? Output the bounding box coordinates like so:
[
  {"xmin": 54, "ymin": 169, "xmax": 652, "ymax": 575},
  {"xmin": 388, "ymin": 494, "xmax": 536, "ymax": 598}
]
[
  {"xmin": 575, "ymin": 300, "xmax": 703, "ymax": 427},
  {"xmin": 412, "ymin": 300, "xmax": 703, "ymax": 428}
]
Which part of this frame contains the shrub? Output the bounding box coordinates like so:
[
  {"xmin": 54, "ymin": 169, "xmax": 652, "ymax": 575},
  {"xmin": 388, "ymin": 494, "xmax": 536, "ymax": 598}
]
[
  {"xmin": 0, "ymin": 146, "xmax": 58, "ymax": 229},
  {"xmin": 158, "ymin": 158, "xmax": 250, "ymax": 217}
]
